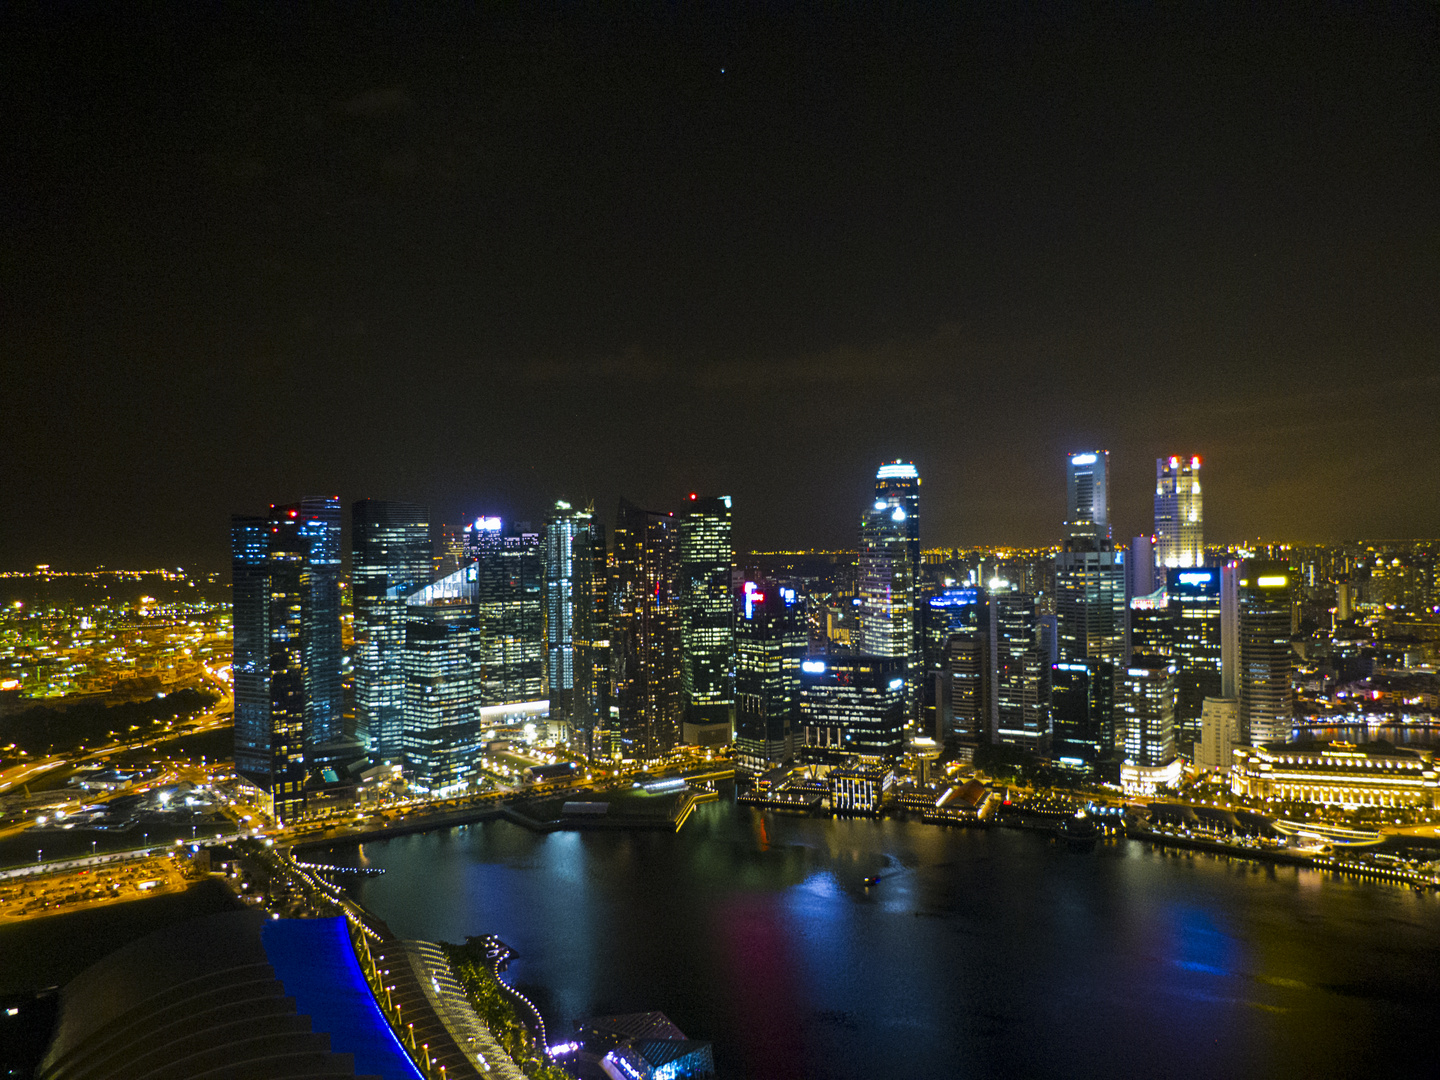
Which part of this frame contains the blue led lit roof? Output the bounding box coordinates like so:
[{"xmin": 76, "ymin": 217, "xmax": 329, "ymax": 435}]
[
  {"xmin": 262, "ymin": 918, "xmax": 423, "ymax": 1080},
  {"xmin": 876, "ymin": 462, "xmax": 918, "ymax": 480}
]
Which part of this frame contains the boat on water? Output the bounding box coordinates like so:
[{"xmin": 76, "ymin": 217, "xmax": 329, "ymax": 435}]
[
  {"xmin": 1058, "ymin": 809, "xmax": 1100, "ymax": 851},
  {"xmin": 863, "ymin": 875, "xmax": 881, "ymax": 887}
]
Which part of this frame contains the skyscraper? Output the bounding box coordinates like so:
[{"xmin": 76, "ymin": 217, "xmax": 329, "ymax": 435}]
[
  {"xmin": 402, "ymin": 609, "xmax": 482, "ymax": 794},
  {"xmin": 467, "ymin": 516, "xmax": 545, "ymax": 708},
  {"xmin": 925, "ymin": 588, "xmax": 996, "ymax": 749},
  {"xmin": 1154, "ymin": 456, "xmax": 1204, "ymax": 569},
  {"xmin": 1050, "ymin": 660, "xmax": 1115, "ymax": 771},
  {"xmin": 571, "ymin": 516, "xmax": 611, "ymax": 760},
  {"xmin": 1220, "ymin": 561, "xmax": 1240, "ymax": 699},
  {"xmin": 231, "ymin": 516, "xmax": 269, "ymax": 777},
  {"xmin": 734, "ymin": 581, "xmax": 806, "ymax": 772},
  {"xmin": 1129, "ymin": 534, "xmax": 1156, "ymax": 598},
  {"xmin": 993, "ymin": 590, "xmax": 1046, "ymax": 752},
  {"xmin": 1129, "ymin": 584, "xmax": 1172, "ymax": 662},
  {"xmin": 1055, "ymin": 452, "xmax": 1125, "ymax": 667},
  {"xmin": 680, "ymin": 494, "xmax": 736, "ymax": 745},
  {"xmin": 1239, "ymin": 561, "xmax": 1293, "ymax": 746},
  {"xmin": 465, "ymin": 516, "xmax": 505, "ymax": 704},
  {"xmin": 612, "ymin": 498, "xmax": 683, "ymax": 759},
  {"xmin": 798, "ymin": 655, "xmax": 907, "ymax": 762},
  {"xmin": 1167, "ymin": 567, "xmax": 1223, "ymax": 754},
  {"xmin": 1051, "ymin": 452, "xmax": 1124, "ymax": 770},
  {"xmin": 1119, "ymin": 661, "xmax": 1180, "ymax": 793},
  {"xmin": 858, "ymin": 461, "xmax": 921, "ymax": 723},
  {"xmin": 499, "ymin": 527, "xmax": 545, "ymax": 704},
  {"xmin": 1065, "ymin": 451, "xmax": 1111, "ymax": 546},
  {"xmin": 296, "ymin": 496, "xmax": 344, "ymax": 750},
  {"xmin": 229, "ymin": 497, "xmax": 343, "ymax": 822},
  {"xmin": 352, "ymin": 499, "xmax": 431, "ymax": 761},
  {"xmin": 544, "ymin": 501, "xmax": 592, "ymax": 731}
]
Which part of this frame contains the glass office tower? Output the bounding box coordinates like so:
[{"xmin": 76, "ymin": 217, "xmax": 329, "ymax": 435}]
[
  {"xmin": 734, "ymin": 581, "xmax": 806, "ymax": 772},
  {"xmin": 1239, "ymin": 560, "xmax": 1294, "ymax": 746},
  {"xmin": 1050, "ymin": 660, "xmax": 1115, "ymax": 770},
  {"xmin": 545, "ymin": 501, "xmax": 591, "ymax": 729},
  {"xmin": 798, "ymin": 655, "xmax": 907, "ymax": 761},
  {"xmin": 993, "ymin": 590, "xmax": 1046, "ymax": 752},
  {"xmin": 402, "ymin": 609, "xmax": 482, "ymax": 794},
  {"xmin": 499, "ymin": 528, "xmax": 545, "ymax": 704},
  {"xmin": 1154, "ymin": 455, "xmax": 1205, "ymax": 569},
  {"xmin": 231, "ymin": 516, "xmax": 271, "ymax": 786},
  {"xmin": 297, "ymin": 496, "xmax": 344, "ymax": 749},
  {"xmin": 229, "ymin": 497, "xmax": 343, "ymax": 822},
  {"xmin": 1120, "ymin": 662, "xmax": 1177, "ymax": 768},
  {"xmin": 680, "ymin": 495, "xmax": 736, "ymax": 744},
  {"xmin": 1055, "ymin": 451, "xmax": 1125, "ymax": 666},
  {"xmin": 612, "ymin": 498, "xmax": 684, "ymax": 759},
  {"xmin": 352, "ymin": 499, "xmax": 431, "ymax": 761},
  {"xmin": 858, "ymin": 461, "xmax": 921, "ymax": 723},
  {"xmin": 466, "ymin": 516, "xmax": 545, "ymax": 707},
  {"xmin": 1053, "ymin": 452, "xmax": 1124, "ymax": 767},
  {"xmin": 1119, "ymin": 660, "xmax": 1180, "ymax": 792},
  {"xmin": 1167, "ymin": 567, "xmax": 1222, "ymax": 754},
  {"xmin": 571, "ymin": 517, "xmax": 611, "ymax": 760},
  {"xmin": 924, "ymin": 588, "xmax": 994, "ymax": 749}
]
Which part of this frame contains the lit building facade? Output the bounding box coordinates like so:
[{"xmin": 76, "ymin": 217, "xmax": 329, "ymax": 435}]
[
  {"xmin": 1119, "ymin": 662, "xmax": 1178, "ymax": 793},
  {"xmin": 352, "ymin": 499, "xmax": 431, "ymax": 761},
  {"xmin": 1239, "ymin": 561, "xmax": 1293, "ymax": 745},
  {"xmin": 1055, "ymin": 452, "xmax": 1125, "ymax": 666},
  {"xmin": 829, "ymin": 765, "xmax": 893, "ymax": 814},
  {"xmin": 466, "ymin": 516, "xmax": 545, "ymax": 707},
  {"xmin": 680, "ymin": 495, "xmax": 736, "ymax": 743},
  {"xmin": 1154, "ymin": 455, "xmax": 1204, "ymax": 569},
  {"xmin": 229, "ymin": 497, "xmax": 343, "ymax": 822},
  {"xmin": 924, "ymin": 588, "xmax": 995, "ymax": 749},
  {"xmin": 1230, "ymin": 743, "xmax": 1438, "ymax": 809},
  {"xmin": 612, "ymin": 498, "xmax": 684, "ymax": 759},
  {"xmin": 544, "ymin": 501, "xmax": 592, "ymax": 731},
  {"xmin": 1065, "ymin": 450, "xmax": 1111, "ymax": 546},
  {"xmin": 571, "ymin": 517, "xmax": 611, "ymax": 760},
  {"xmin": 992, "ymin": 590, "xmax": 1046, "ymax": 752},
  {"xmin": 1196, "ymin": 695, "xmax": 1239, "ymax": 771},
  {"xmin": 498, "ymin": 527, "xmax": 545, "ymax": 703},
  {"xmin": 1129, "ymin": 585, "xmax": 1172, "ymax": 661},
  {"xmin": 1168, "ymin": 567, "xmax": 1223, "ymax": 754},
  {"xmin": 402, "ymin": 610, "xmax": 482, "ymax": 794},
  {"xmin": 858, "ymin": 461, "xmax": 921, "ymax": 722},
  {"xmin": 798, "ymin": 655, "xmax": 906, "ymax": 761},
  {"xmin": 733, "ymin": 581, "xmax": 806, "ymax": 772},
  {"xmin": 1050, "ymin": 660, "xmax": 1114, "ymax": 771}
]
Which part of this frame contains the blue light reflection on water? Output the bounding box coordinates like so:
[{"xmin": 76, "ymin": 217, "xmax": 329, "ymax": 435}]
[{"xmin": 320, "ymin": 799, "xmax": 1440, "ymax": 1080}]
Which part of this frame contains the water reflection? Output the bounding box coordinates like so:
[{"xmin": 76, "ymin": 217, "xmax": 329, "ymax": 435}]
[{"xmin": 312, "ymin": 797, "xmax": 1440, "ymax": 1080}]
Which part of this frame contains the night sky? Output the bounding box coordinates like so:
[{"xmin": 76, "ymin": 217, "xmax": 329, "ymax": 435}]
[{"xmin": 4, "ymin": 4, "xmax": 1437, "ymax": 569}]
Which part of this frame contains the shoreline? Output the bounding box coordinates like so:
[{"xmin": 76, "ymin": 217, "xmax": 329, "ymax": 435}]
[{"xmin": 294, "ymin": 787, "xmax": 1440, "ymax": 895}]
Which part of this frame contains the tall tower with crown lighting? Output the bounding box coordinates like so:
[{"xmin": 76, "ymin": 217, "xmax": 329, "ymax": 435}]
[{"xmin": 858, "ymin": 461, "xmax": 922, "ymax": 729}]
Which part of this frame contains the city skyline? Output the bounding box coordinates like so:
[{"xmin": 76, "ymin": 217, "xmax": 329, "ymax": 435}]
[
  {"xmin": 3, "ymin": 9, "xmax": 1439, "ymax": 1079},
  {"xmin": 8, "ymin": 443, "xmax": 1440, "ymax": 575},
  {"xmin": 3, "ymin": 5, "xmax": 1438, "ymax": 569}
]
